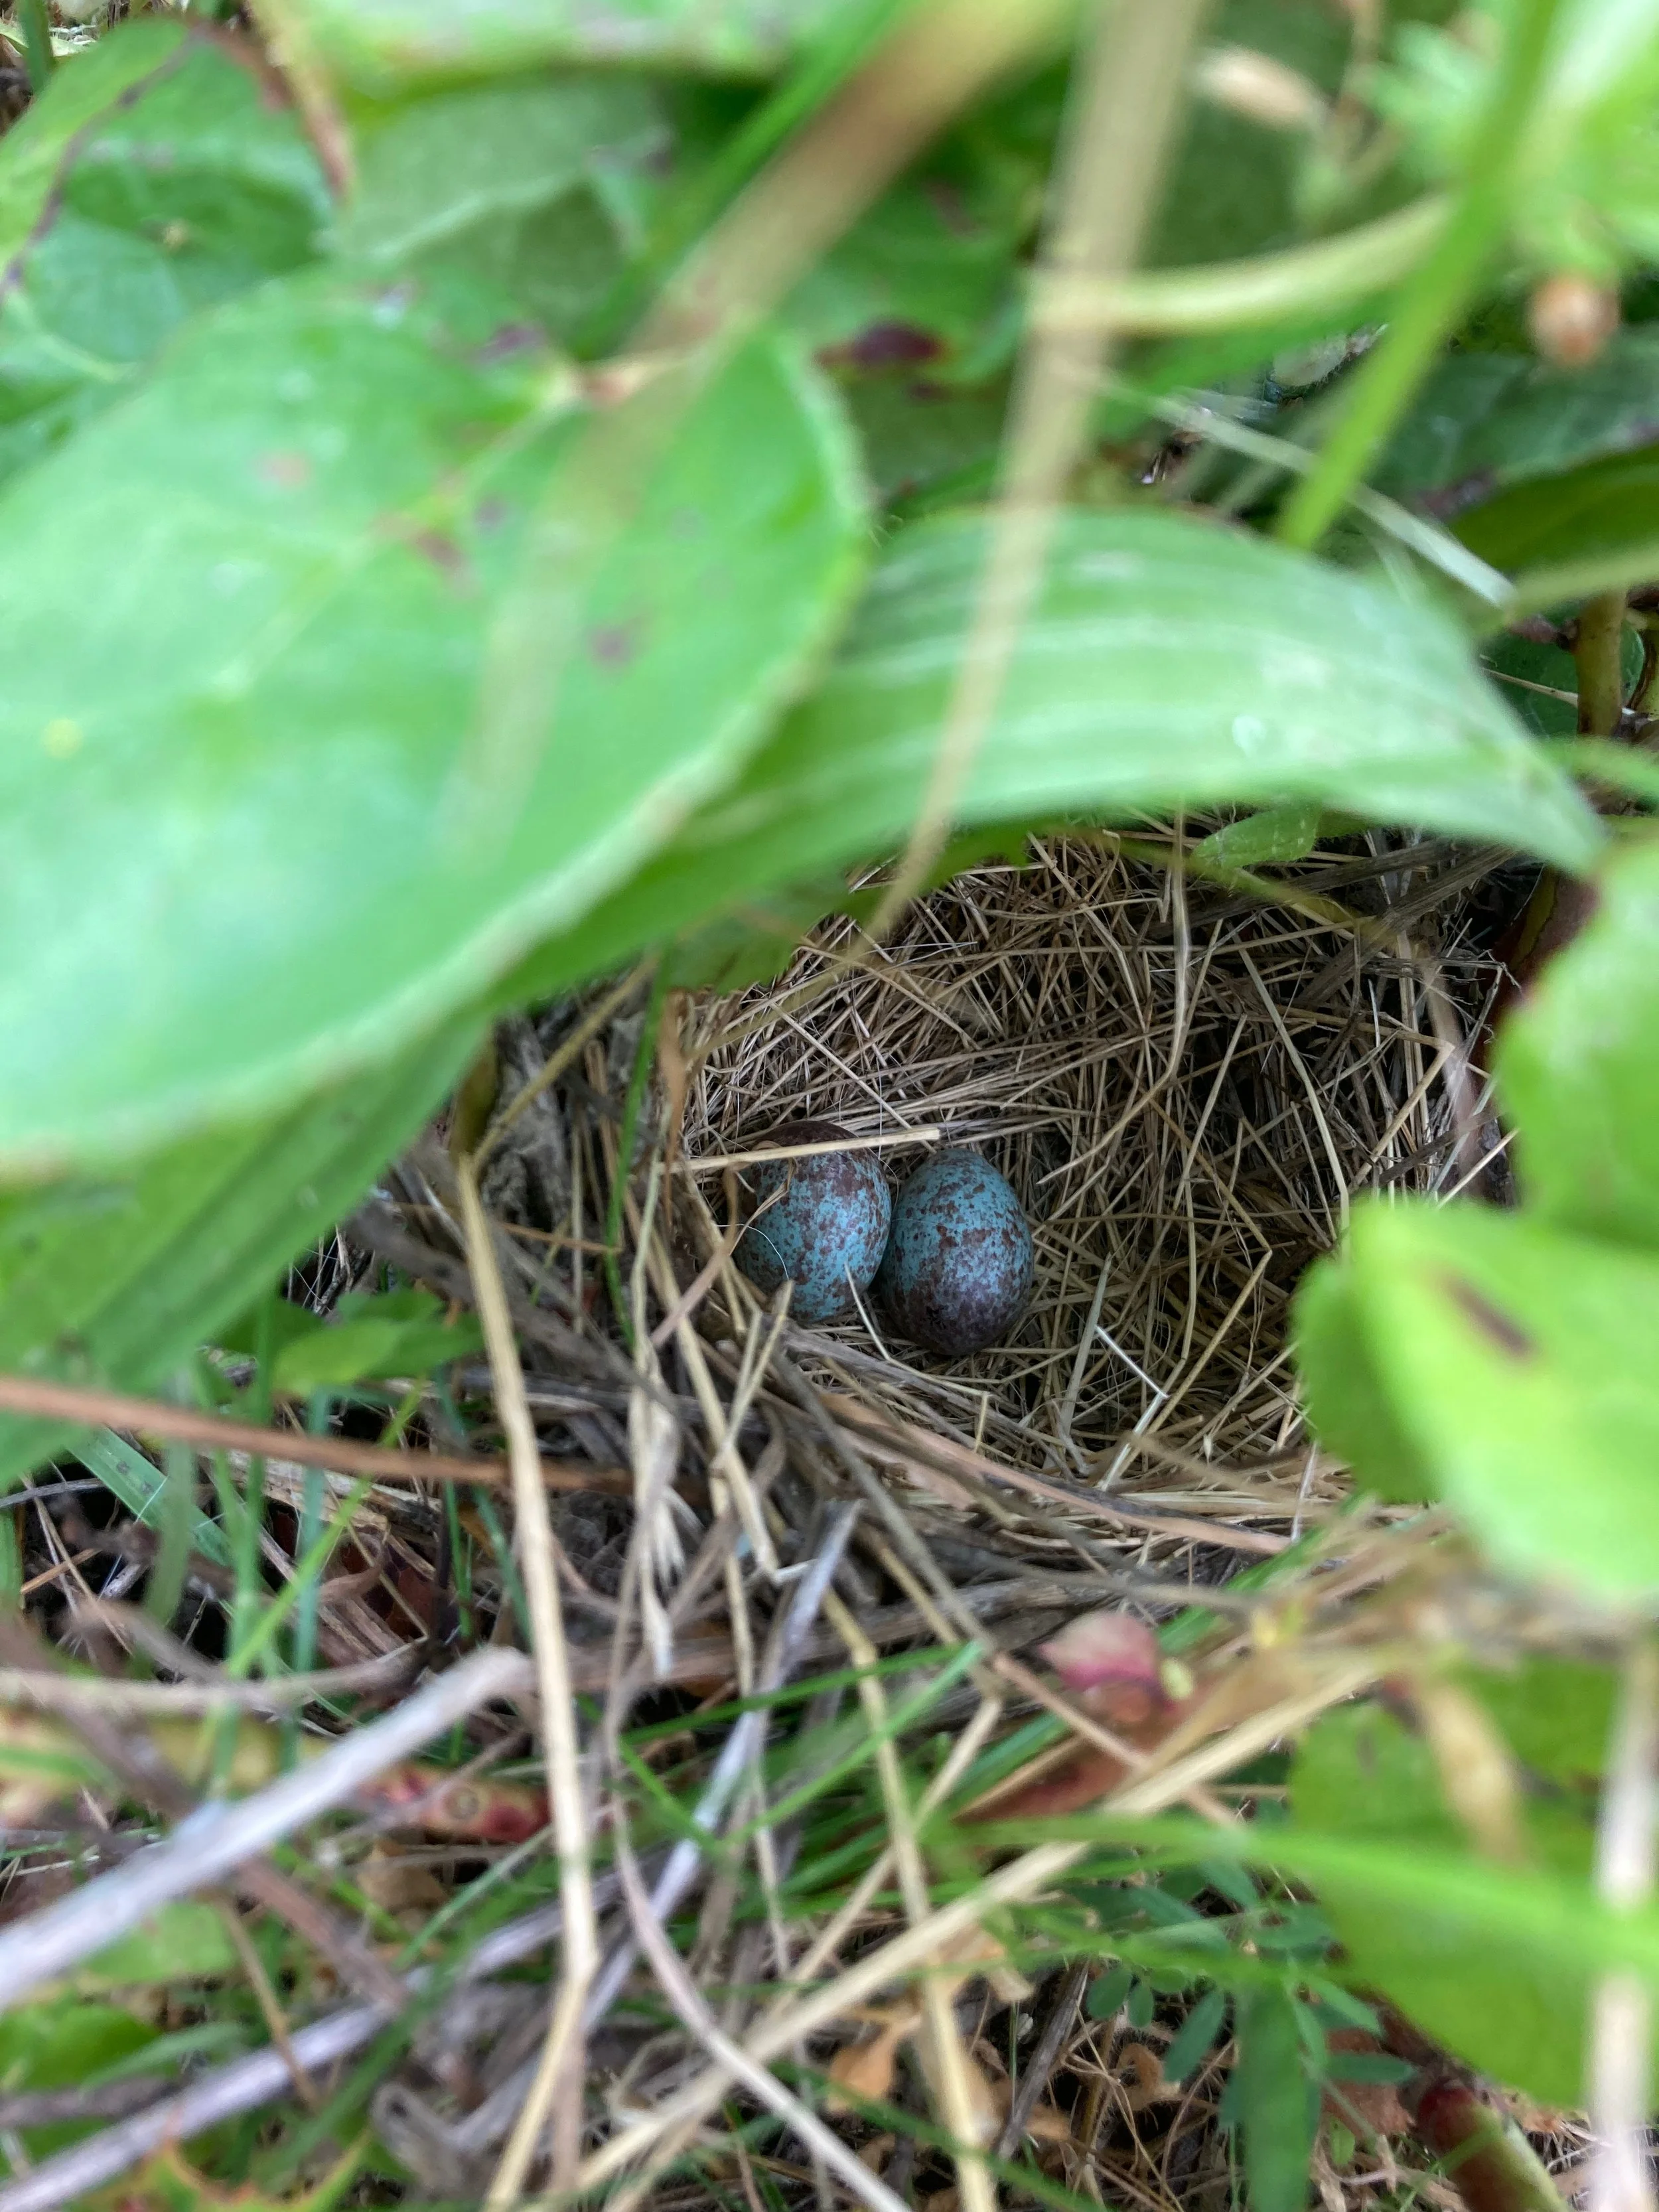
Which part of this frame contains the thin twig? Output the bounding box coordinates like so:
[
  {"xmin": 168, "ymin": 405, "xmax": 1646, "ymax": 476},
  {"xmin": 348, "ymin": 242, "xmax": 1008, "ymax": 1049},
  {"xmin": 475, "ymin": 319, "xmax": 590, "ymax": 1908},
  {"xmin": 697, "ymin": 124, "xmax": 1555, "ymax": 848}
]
[{"xmin": 0, "ymin": 1374, "xmax": 624, "ymax": 1494}]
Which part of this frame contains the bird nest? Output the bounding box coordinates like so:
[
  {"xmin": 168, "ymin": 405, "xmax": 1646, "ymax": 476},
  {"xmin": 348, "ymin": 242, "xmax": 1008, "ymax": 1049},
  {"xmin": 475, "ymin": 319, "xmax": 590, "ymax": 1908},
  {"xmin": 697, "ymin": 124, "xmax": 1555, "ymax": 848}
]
[{"xmin": 673, "ymin": 826, "xmax": 1509, "ymax": 1548}]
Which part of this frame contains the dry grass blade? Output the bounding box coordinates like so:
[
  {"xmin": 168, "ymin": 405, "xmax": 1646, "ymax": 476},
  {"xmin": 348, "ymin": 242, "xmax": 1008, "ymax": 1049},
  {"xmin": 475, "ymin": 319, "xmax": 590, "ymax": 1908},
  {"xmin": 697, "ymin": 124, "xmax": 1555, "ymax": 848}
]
[
  {"xmin": 579, "ymin": 1648, "xmax": 1387, "ymax": 2193},
  {"xmin": 831, "ymin": 1593, "xmax": 998, "ymax": 2212},
  {"xmin": 611, "ymin": 1822, "xmax": 914, "ymax": 2212},
  {"xmin": 458, "ymin": 1157, "xmax": 599, "ymax": 2202}
]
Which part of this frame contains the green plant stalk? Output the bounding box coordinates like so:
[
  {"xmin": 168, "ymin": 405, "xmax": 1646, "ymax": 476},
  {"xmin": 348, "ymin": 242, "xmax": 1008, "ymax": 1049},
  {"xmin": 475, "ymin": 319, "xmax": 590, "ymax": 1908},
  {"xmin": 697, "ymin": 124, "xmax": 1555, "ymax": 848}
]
[
  {"xmin": 290, "ymin": 1390, "xmax": 333, "ymax": 1684},
  {"xmin": 145, "ymin": 1439, "xmax": 197, "ymax": 1632},
  {"xmin": 17, "ymin": 0, "xmax": 50, "ymax": 94},
  {"xmin": 1277, "ymin": 0, "xmax": 1566, "ymax": 552},
  {"xmin": 471, "ymin": 1487, "xmax": 532, "ymax": 1645},
  {"xmin": 1574, "ymin": 591, "xmax": 1628, "ymax": 737}
]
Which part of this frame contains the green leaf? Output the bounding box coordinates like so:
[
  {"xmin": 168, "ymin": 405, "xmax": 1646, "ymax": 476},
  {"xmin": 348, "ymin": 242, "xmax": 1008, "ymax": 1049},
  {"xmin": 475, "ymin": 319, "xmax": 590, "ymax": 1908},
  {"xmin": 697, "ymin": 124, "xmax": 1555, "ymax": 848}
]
[
  {"xmin": 1453, "ymin": 443, "xmax": 1659, "ymax": 607},
  {"xmin": 1233, "ymin": 1986, "xmax": 1314, "ymax": 2212},
  {"xmin": 0, "ymin": 1017, "xmax": 479, "ymax": 1487},
  {"xmin": 1162, "ymin": 1987, "xmax": 1228, "ymax": 2085},
  {"xmin": 0, "ymin": 20, "xmax": 327, "ymax": 490},
  {"xmin": 1377, "ymin": 332, "xmax": 1659, "ymax": 514},
  {"xmin": 72, "ymin": 1429, "xmax": 230, "ymax": 1567},
  {"xmin": 337, "ymin": 76, "xmax": 666, "ymax": 341},
  {"xmin": 1121, "ymin": 1814, "xmax": 1659, "ymax": 2111},
  {"xmin": 1085, "ymin": 1961, "xmax": 1135, "ymax": 2019},
  {"xmin": 1301, "ymin": 1197, "xmax": 1659, "ymax": 1597},
  {"xmin": 268, "ymin": 1288, "xmax": 483, "ymax": 1392},
  {"xmin": 1192, "ymin": 801, "xmax": 1325, "ymax": 868},
  {"xmin": 1291, "ymin": 1705, "xmax": 1597, "ymax": 2105},
  {"xmin": 510, "ymin": 508, "xmax": 1599, "ymax": 1007},
  {"xmin": 340, "ymin": 78, "xmax": 664, "ymax": 271},
  {"xmin": 1496, "ymin": 836, "xmax": 1659, "ymax": 1248},
  {"xmin": 1291, "ymin": 1251, "xmax": 1435, "ymax": 1503},
  {"xmin": 1470, "ymin": 1655, "xmax": 1616, "ymax": 1789},
  {"xmin": 0, "ymin": 275, "xmax": 863, "ymax": 1172},
  {"xmin": 62, "ymin": 1903, "xmax": 238, "ymax": 1996},
  {"xmin": 289, "ymin": 0, "xmax": 842, "ymax": 90},
  {"xmin": 0, "ymin": 1999, "xmax": 157, "ymax": 2154}
]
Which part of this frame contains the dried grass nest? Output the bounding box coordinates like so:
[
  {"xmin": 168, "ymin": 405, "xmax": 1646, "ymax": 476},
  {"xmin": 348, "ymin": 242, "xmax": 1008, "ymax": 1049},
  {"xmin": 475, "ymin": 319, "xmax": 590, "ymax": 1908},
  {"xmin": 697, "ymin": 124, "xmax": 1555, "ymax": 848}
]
[{"xmin": 656, "ymin": 824, "xmax": 1514, "ymax": 1546}]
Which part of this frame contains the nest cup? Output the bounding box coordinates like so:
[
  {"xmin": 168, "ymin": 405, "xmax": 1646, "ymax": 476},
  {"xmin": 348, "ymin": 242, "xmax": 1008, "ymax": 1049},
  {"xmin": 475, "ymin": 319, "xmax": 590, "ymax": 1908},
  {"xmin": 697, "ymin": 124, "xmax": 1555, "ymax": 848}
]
[{"xmin": 680, "ymin": 833, "xmax": 1499, "ymax": 1501}]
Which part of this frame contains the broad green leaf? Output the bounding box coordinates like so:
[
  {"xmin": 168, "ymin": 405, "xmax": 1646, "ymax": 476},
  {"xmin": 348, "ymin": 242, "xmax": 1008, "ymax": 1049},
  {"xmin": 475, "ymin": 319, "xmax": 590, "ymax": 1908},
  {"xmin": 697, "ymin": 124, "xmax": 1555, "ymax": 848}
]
[
  {"xmin": 1292, "ymin": 1704, "xmax": 1597, "ymax": 2104},
  {"xmin": 289, "ymin": 0, "xmax": 841, "ymax": 89},
  {"xmin": 1470, "ymin": 1655, "xmax": 1615, "ymax": 1789},
  {"xmin": 0, "ymin": 275, "xmax": 863, "ymax": 1171},
  {"xmin": 506, "ymin": 508, "xmax": 1600, "ymax": 1004},
  {"xmin": 1292, "ymin": 1253, "xmax": 1435, "ymax": 1503},
  {"xmin": 62, "ymin": 1903, "xmax": 238, "ymax": 1996},
  {"xmin": 1301, "ymin": 1197, "xmax": 1659, "ymax": 1597},
  {"xmin": 1453, "ymin": 443, "xmax": 1659, "ymax": 607},
  {"xmin": 1378, "ymin": 332, "xmax": 1659, "ymax": 514},
  {"xmin": 1496, "ymin": 836, "xmax": 1659, "ymax": 1248},
  {"xmin": 268, "ymin": 1288, "xmax": 483, "ymax": 1392},
  {"xmin": 1233, "ymin": 1986, "xmax": 1314, "ymax": 2212},
  {"xmin": 0, "ymin": 2000, "xmax": 157, "ymax": 2155},
  {"xmin": 337, "ymin": 76, "xmax": 666, "ymax": 340},
  {"xmin": 1161, "ymin": 1986, "xmax": 1228, "ymax": 2085},
  {"xmin": 340, "ymin": 78, "xmax": 664, "ymax": 269},
  {"xmin": 0, "ymin": 20, "xmax": 327, "ymax": 488},
  {"xmin": 0, "ymin": 1018, "xmax": 479, "ymax": 1487},
  {"xmin": 1192, "ymin": 801, "xmax": 1325, "ymax": 868}
]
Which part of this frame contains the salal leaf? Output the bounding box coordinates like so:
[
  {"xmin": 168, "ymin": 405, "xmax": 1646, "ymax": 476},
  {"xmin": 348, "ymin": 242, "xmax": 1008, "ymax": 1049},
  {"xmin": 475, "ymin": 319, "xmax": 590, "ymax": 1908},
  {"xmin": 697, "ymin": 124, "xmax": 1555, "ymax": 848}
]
[
  {"xmin": 1378, "ymin": 332, "xmax": 1659, "ymax": 515},
  {"xmin": 1496, "ymin": 835, "xmax": 1659, "ymax": 1248},
  {"xmin": 1296, "ymin": 1197, "xmax": 1659, "ymax": 1597},
  {"xmin": 289, "ymin": 0, "xmax": 840, "ymax": 90},
  {"xmin": 0, "ymin": 1018, "xmax": 480, "ymax": 1487},
  {"xmin": 0, "ymin": 273, "xmax": 863, "ymax": 1171},
  {"xmin": 0, "ymin": 19, "xmax": 327, "ymax": 488},
  {"xmin": 507, "ymin": 508, "xmax": 1601, "ymax": 1003},
  {"xmin": 1293, "ymin": 1703, "xmax": 1597, "ymax": 2104},
  {"xmin": 1453, "ymin": 443, "xmax": 1659, "ymax": 607}
]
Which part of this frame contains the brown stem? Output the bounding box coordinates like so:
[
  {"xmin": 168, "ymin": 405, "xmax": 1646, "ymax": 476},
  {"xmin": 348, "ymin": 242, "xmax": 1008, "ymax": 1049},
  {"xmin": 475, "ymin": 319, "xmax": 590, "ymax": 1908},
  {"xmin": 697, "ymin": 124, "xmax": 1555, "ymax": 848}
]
[{"xmin": 1413, "ymin": 2079, "xmax": 1565, "ymax": 2212}]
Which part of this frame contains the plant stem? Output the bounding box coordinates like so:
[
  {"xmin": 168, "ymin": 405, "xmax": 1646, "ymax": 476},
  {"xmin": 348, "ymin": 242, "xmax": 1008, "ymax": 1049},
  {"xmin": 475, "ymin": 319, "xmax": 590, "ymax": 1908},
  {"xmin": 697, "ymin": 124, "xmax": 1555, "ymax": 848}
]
[
  {"xmin": 17, "ymin": 0, "xmax": 50, "ymax": 95},
  {"xmin": 1277, "ymin": 0, "xmax": 1565, "ymax": 551},
  {"xmin": 1575, "ymin": 591, "xmax": 1629, "ymax": 737}
]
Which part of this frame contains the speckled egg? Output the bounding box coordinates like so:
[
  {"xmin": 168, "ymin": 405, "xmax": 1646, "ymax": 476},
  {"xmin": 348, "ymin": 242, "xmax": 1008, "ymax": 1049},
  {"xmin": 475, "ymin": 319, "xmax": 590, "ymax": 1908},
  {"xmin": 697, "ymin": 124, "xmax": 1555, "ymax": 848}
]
[
  {"xmin": 736, "ymin": 1121, "xmax": 892, "ymax": 1324},
  {"xmin": 875, "ymin": 1149, "xmax": 1033, "ymax": 1355}
]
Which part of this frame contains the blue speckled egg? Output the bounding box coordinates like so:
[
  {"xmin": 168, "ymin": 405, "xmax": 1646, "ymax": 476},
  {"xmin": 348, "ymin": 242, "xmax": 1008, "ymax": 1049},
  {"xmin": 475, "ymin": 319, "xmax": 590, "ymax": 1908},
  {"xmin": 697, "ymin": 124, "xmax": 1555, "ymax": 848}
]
[
  {"xmin": 737, "ymin": 1121, "xmax": 892, "ymax": 1324},
  {"xmin": 876, "ymin": 1149, "xmax": 1033, "ymax": 1354}
]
